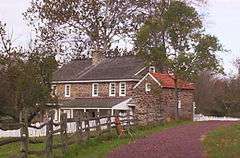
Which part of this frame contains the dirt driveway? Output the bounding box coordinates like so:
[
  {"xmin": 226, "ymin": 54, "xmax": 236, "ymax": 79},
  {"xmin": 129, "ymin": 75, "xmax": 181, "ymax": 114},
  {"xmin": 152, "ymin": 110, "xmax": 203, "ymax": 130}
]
[{"xmin": 107, "ymin": 121, "xmax": 235, "ymax": 158}]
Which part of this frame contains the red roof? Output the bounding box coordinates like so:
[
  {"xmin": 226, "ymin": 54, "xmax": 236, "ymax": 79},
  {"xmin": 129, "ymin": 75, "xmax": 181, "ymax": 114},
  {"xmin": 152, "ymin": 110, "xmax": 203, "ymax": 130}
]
[{"xmin": 151, "ymin": 73, "xmax": 195, "ymax": 90}]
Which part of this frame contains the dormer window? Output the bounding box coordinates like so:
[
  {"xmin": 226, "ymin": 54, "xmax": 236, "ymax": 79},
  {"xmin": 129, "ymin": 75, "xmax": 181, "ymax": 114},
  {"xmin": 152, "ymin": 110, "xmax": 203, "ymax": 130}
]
[
  {"xmin": 145, "ymin": 83, "xmax": 151, "ymax": 92},
  {"xmin": 64, "ymin": 84, "xmax": 71, "ymax": 97},
  {"xmin": 149, "ymin": 66, "xmax": 156, "ymax": 73},
  {"xmin": 109, "ymin": 83, "xmax": 116, "ymax": 96},
  {"xmin": 92, "ymin": 83, "xmax": 99, "ymax": 97}
]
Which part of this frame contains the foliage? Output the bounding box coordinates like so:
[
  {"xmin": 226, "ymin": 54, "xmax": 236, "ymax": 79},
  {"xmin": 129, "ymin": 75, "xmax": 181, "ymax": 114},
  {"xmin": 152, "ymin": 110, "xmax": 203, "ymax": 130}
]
[
  {"xmin": 0, "ymin": 22, "xmax": 58, "ymax": 123},
  {"xmin": 136, "ymin": 0, "xmax": 224, "ymax": 81},
  {"xmin": 24, "ymin": 0, "xmax": 154, "ymax": 59},
  {"xmin": 136, "ymin": 0, "xmax": 225, "ymax": 119},
  {"xmin": 24, "ymin": 0, "xmax": 206, "ymax": 60},
  {"xmin": 203, "ymin": 123, "xmax": 240, "ymax": 158},
  {"xmin": 195, "ymin": 71, "xmax": 240, "ymax": 117}
]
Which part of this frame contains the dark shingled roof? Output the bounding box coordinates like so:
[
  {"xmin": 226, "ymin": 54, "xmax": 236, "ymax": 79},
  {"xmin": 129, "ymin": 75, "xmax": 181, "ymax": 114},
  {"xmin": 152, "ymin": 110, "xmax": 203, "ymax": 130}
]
[
  {"xmin": 53, "ymin": 56, "xmax": 146, "ymax": 82},
  {"xmin": 59, "ymin": 98, "xmax": 129, "ymax": 108}
]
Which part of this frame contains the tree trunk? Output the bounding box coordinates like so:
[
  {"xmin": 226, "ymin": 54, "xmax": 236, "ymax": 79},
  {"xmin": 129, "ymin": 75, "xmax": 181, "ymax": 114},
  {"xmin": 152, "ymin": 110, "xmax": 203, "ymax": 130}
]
[
  {"xmin": 60, "ymin": 113, "xmax": 68, "ymax": 155},
  {"xmin": 20, "ymin": 108, "xmax": 29, "ymax": 158},
  {"xmin": 45, "ymin": 112, "xmax": 54, "ymax": 158}
]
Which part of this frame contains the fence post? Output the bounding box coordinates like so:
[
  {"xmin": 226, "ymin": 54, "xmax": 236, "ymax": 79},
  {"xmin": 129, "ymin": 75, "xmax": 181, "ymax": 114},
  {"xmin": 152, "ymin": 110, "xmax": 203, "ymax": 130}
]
[
  {"xmin": 126, "ymin": 110, "xmax": 131, "ymax": 129},
  {"xmin": 45, "ymin": 111, "xmax": 54, "ymax": 158},
  {"xmin": 115, "ymin": 111, "xmax": 124, "ymax": 136},
  {"xmin": 20, "ymin": 108, "xmax": 29, "ymax": 158},
  {"xmin": 75, "ymin": 112, "xmax": 83, "ymax": 144},
  {"xmin": 96, "ymin": 112, "xmax": 101, "ymax": 135},
  {"xmin": 60, "ymin": 113, "xmax": 68, "ymax": 155},
  {"xmin": 192, "ymin": 102, "xmax": 196, "ymax": 121},
  {"xmin": 84, "ymin": 112, "xmax": 90, "ymax": 139},
  {"xmin": 107, "ymin": 110, "xmax": 111, "ymax": 131}
]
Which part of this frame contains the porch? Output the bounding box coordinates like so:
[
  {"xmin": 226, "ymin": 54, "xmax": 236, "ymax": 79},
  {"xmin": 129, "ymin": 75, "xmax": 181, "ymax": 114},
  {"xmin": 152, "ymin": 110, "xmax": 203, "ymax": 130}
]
[{"xmin": 53, "ymin": 98, "xmax": 135, "ymax": 121}]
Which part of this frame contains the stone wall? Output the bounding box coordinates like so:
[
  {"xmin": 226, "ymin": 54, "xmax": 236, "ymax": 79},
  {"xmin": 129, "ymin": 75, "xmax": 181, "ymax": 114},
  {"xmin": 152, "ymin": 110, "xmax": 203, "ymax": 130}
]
[
  {"xmin": 179, "ymin": 90, "xmax": 194, "ymax": 119},
  {"xmin": 133, "ymin": 75, "xmax": 163, "ymax": 125},
  {"xmin": 133, "ymin": 75, "xmax": 194, "ymax": 124},
  {"xmin": 54, "ymin": 81, "xmax": 136, "ymax": 99},
  {"xmin": 160, "ymin": 89, "xmax": 194, "ymax": 120}
]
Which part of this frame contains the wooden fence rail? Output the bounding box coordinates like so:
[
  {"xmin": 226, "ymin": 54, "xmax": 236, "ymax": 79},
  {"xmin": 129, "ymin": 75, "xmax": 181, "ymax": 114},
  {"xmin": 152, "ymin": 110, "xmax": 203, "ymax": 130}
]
[{"xmin": 0, "ymin": 111, "xmax": 136, "ymax": 158}]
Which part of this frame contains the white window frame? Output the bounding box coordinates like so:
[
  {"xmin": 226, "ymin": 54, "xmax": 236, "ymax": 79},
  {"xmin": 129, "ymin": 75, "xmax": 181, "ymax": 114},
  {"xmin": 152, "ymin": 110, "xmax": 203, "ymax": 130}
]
[
  {"xmin": 51, "ymin": 85, "xmax": 57, "ymax": 95},
  {"xmin": 92, "ymin": 83, "xmax": 99, "ymax": 97},
  {"xmin": 54, "ymin": 109, "xmax": 58, "ymax": 121},
  {"xmin": 178, "ymin": 100, "xmax": 182, "ymax": 109},
  {"xmin": 145, "ymin": 83, "xmax": 151, "ymax": 92},
  {"xmin": 109, "ymin": 83, "xmax": 116, "ymax": 96},
  {"xmin": 63, "ymin": 109, "xmax": 71, "ymax": 118},
  {"xmin": 64, "ymin": 84, "xmax": 71, "ymax": 97},
  {"xmin": 149, "ymin": 66, "xmax": 156, "ymax": 73},
  {"xmin": 119, "ymin": 82, "xmax": 126, "ymax": 96}
]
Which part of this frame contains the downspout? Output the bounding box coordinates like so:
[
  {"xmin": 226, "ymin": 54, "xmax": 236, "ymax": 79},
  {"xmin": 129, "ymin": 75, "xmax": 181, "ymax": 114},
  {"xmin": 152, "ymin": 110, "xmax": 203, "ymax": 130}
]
[{"xmin": 174, "ymin": 76, "xmax": 179, "ymax": 120}]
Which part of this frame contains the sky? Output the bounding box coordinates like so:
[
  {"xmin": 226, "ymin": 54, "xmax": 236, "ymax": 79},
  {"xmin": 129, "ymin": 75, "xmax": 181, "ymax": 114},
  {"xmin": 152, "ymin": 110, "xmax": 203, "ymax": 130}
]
[{"xmin": 0, "ymin": 0, "xmax": 239, "ymax": 75}]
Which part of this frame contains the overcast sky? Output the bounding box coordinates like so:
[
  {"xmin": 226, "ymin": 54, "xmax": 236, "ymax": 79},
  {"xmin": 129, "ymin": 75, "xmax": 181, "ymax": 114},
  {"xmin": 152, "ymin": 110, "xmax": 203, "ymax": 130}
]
[{"xmin": 0, "ymin": 0, "xmax": 239, "ymax": 75}]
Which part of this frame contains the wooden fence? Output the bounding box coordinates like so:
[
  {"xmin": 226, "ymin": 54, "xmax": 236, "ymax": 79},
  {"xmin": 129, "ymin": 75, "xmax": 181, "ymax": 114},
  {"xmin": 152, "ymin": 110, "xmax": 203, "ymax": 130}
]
[{"xmin": 0, "ymin": 111, "xmax": 135, "ymax": 158}]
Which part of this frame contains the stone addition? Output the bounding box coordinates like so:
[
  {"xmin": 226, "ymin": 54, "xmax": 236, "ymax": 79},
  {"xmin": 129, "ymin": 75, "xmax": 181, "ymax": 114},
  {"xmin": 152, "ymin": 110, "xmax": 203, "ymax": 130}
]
[
  {"xmin": 133, "ymin": 75, "xmax": 163, "ymax": 125},
  {"xmin": 160, "ymin": 89, "xmax": 194, "ymax": 120},
  {"xmin": 133, "ymin": 73, "xmax": 195, "ymax": 124}
]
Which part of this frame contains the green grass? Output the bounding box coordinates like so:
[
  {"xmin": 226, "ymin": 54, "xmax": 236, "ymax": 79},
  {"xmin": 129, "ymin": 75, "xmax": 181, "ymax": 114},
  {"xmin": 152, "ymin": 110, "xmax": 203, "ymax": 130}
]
[
  {"xmin": 0, "ymin": 120, "xmax": 190, "ymax": 158},
  {"xmin": 0, "ymin": 140, "xmax": 44, "ymax": 158},
  {"xmin": 203, "ymin": 123, "xmax": 240, "ymax": 158}
]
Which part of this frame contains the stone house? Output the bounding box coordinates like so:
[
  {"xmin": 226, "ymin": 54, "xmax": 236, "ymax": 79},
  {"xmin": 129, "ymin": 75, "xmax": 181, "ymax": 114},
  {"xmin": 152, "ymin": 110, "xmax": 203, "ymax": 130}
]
[{"xmin": 51, "ymin": 56, "xmax": 195, "ymax": 123}]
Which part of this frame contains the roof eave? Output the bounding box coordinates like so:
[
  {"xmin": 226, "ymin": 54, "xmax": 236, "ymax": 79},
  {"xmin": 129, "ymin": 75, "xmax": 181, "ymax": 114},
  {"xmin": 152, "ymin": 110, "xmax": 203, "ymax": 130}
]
[{"xmin": 52, "ymin": 79, "xmax": 140, "ymax": 84}]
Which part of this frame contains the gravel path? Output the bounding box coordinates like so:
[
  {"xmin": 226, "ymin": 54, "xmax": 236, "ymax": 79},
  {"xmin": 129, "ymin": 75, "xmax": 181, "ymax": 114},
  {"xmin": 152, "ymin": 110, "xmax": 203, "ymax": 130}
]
[{"xmin": 107, "ymin": 121, "xmax": 236, "ymax": 158}]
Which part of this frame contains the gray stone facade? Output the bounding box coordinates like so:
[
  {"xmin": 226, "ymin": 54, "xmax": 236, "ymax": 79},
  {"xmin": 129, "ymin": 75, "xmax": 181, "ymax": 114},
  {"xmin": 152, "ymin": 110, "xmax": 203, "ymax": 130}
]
[{"xmin": 133, "ymin": 75, "xmax": 194, "ymax": 124}]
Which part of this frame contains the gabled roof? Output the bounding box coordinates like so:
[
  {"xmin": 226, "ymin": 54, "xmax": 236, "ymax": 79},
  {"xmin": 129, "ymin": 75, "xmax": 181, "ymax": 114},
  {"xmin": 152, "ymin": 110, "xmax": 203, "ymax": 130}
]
[
  {"xmin": 134, "ymin": 72, "xmax": 195, "ymax": 90},
  {"xmin": 151, "ymin": 73, "xmax": 195, "ymax": 90},
  {"xmin": 53, "ymin": 56, "xmax": 146, "ymax": 82}
]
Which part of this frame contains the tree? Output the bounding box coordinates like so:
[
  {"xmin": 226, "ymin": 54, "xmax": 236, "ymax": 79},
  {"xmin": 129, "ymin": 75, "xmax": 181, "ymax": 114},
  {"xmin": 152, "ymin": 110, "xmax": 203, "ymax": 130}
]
[
  {"xmin": 233, "ymin": 57, "xmax": 240, "ymax": 76},
  {"xmin": 0, "ymin": 21, "xmax": 58, "ymax": 126},
  {"xmin": 136, "ymin": 1, "xmax": 224, "ymax": 119},
  {"xmin": 24, "ymin": 0, "xmax": 152, "ymax": 59},
  {"xmin": 194, "ymin": 71, "xmax": 227, "ymax": 116},
  {"xmin": 24, "ymin": 0, "xmax": 207, "ymax": 60}
]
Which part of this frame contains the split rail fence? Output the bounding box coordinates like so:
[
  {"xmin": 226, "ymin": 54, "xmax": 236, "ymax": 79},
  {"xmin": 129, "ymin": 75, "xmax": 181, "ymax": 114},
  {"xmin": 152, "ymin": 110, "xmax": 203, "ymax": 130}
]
[{"xmin": 0, "ymin": 111, "xmax": 135, "ymax": 158}]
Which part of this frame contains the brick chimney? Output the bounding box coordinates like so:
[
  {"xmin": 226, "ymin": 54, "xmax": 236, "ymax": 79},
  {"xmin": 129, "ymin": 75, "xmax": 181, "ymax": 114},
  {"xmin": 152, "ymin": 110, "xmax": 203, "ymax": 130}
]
[{"xmin": 92, "ymin": 50, "xmax": 105, "ymax": 65}]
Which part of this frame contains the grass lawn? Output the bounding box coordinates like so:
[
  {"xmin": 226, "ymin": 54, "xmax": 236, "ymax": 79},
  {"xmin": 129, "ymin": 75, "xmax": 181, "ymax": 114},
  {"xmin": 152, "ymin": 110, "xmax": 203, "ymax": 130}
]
[
  {"xmin": 0, "ymin": 120, "xmax": 190, "ymax": 158},
  {"xmin": 0, "ymin": 136, "xmax": 63, "ymax": 158},
  {"xmin": 203, "ymin": 123, "xmax": 240, "ymax": 158}
]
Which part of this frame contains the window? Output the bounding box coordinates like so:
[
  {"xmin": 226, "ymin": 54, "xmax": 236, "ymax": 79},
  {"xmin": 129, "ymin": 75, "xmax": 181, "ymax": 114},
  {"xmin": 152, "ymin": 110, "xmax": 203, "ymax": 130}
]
[
  {"xmin": 91, "ymin": 111, "xmax": 96, "ymax": 117},
  {"xmin": 109, "ymin": 83, "xmax": 116, "ymax": 96},
  {"xmin": 63, "ymin": 109, "xmax": 71, "ymax": 118},
  {"xmin": 178, "ymin": 100, "xmax": 182, "ymax": 109},
  {"xmin": 92, "ymin": 83, "xmax": 99, "ymax": 97},
  {"xmin": 51, "ymin": 85, "xmax": 57, "ymax": 95},
  {"xmin": 145, "ymin": 83, "xmax": 151, "ymax": 92},
  {"xmin": 64, "ymin": 84, "xmax": 71, "ymax": 97},
  {"xmin": 119, "ymin": 82, "xmax": 126, "ymax": 96},
  {"xmin": 54, "ymin": 109, "xmax": 58, "ymax": 121},
  {"xmin": 149, "ymin": 66, "xmax": 156, "ymax": 73}
]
